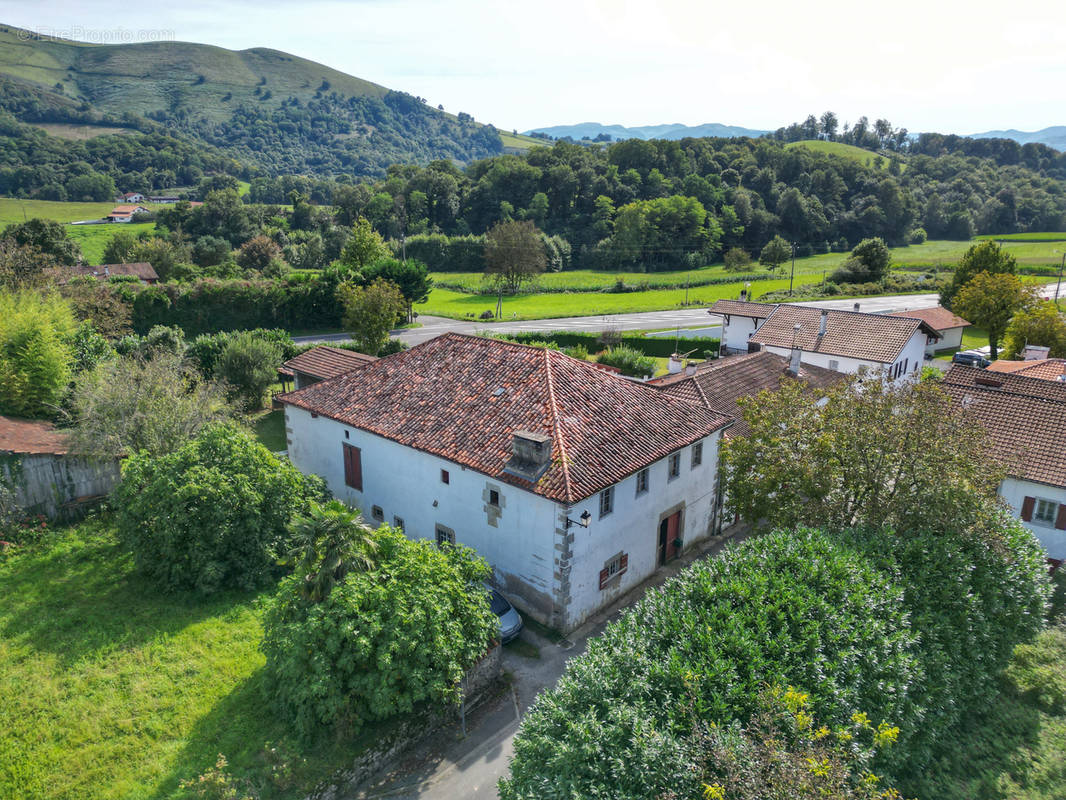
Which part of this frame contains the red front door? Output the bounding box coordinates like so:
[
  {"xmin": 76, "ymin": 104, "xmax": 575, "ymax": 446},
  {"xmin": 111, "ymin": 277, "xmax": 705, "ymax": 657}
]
[{"xmin": 658, "ymin": 511, "xmax": 681, "ymax": 565}]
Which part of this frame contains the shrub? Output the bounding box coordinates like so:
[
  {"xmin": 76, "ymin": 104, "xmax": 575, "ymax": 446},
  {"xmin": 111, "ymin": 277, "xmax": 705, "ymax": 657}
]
[
  {"xmin": 0, "ymin": 290, "xmax": 76, "ymax": 418},
  {"xmin": 214, "ymin": 331, "xmax": 282, "ymax": 410},
  {"xmin": 114, "ymin": 423, "xmax": 324, "ymax": 594},
  {"xmin": 595, "ymin": 345, "xmax": 656, "ymax": 377},
  {"xmin": 262, "ymin": 525, "xmax": 497, "ymax": 739},
  {"xmin": 722, "ymin": 246, "xmax": 751, "ymax": 271},
  {"xmin": 500, "ymin": 530, "xmax": 919, "ymax": 800},
  {"xmin": 1005, "ymin": 626, "xmax": 1066, "ymax": 713},
  {"xmin": 909, "ymin": 227, "xmax": 928, "ymax": 244}
]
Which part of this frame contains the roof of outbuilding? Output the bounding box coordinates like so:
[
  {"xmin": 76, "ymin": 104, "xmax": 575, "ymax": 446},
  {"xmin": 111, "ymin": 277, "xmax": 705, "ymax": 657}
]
[
  {"xmin": 651, "ymin": 351, "xmax": 845, "ymax": 438},
  {"xmin": 986, "ymin": 358, "xmax": 1066, "ymax": 382},
  {"xmin": 941, "ymin": 365, "xmax": 1066, "ymax": 488},
  {"xmin": 0, "ymin": 415, "xmax": 69, "ymax": 455},
  {"xmin": 708, "ymin": 299, "xmax": 777, "ymax": 319},
  {"xmin": 886, "ymin": 305, "xmax": 970, "ymax": 331},
  {"xmin": 67, "ymin": 262, "xmax": 159, "ymax": 282},
  {"xmin": 281, "ymin": 346, "xmax": 376, "ymax": 381},
  {"xmin": 749, "ymin": 305, "xmax": 936, "ymax": 363},
  {"xmin": 281, "ymin": 333, "xmax": 731, "ymax": 504}
]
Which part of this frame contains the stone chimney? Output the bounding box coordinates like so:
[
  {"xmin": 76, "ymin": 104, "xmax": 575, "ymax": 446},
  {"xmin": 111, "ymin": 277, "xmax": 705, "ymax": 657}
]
[
  {"xmin": 818, "ymin": 309, "xmax": 828, "ymax": 337},
  {"xmin": 504, "ymin": 431, "xmax": 553, "ymax": 482},
  {"xmin": 853, "ymin": 302, "xmax": 860, "ymax": 312},
  {"xmin": 667, "ymin": 353, "xmax": 683, "ymax": 374},
  {"xmin": 788, "ymin": 346, "xmax": 802, "ymax": 376},
  {"xmin": 684, "ymin": 361, "xmax": 697, "ymax": 376}
]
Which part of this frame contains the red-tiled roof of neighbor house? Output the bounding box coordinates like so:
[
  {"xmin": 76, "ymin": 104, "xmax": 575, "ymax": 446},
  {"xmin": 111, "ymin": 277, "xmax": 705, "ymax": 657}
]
[
  {"xmin": 0, "ymin": 415, "xmax": 69, "ymax": 455},
  {"xmin": 281, "ymin": 333, "xmax": 731, "ymax": 504},
  {"xmin": 886, "ymin": 306, "xmax": 970, "ymax": 331},
  {"xmin": 280, "ymin": 346, "xmax": 376, "ymax": 381},
  {"xmin": 68, "ymin": 262, "xmax": 159, "ymax": 282},
  {"xmin": 110, "ymin": 205, "xmax": 148, "ymax": 215},
  {"xmin": 651, "ymin": 351, "xmax": 845, "ymax": 438},
  {"xmin": 708, "ymin": 299, "xmax": 777, "ymax": 319},
  {"xmin": 749, "ymin": 305, "xmax": 937, "ymax": 363},
  {"xmin": 986, "ymin": 358, "xmax": 1066, "ymax": 381},
  {"xmin": 941, "ymin": 365, "xmax": 1066, "ymax": 488}
]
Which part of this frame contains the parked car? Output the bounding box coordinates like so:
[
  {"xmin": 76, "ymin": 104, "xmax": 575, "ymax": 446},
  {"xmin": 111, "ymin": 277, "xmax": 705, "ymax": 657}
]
[
  {"xmin": 486, "ymin": 585, "xmax": 524, "ymax": 643},
  {"xmin": 952, "ymin": 351, "xmax": 991, "ymax": 368}
]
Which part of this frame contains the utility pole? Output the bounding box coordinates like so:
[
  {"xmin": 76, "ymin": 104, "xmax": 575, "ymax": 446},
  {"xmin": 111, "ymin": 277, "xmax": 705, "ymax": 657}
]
[{"xmin": 789, "ymin": 241, "xmax": 796, "ymax": 296}]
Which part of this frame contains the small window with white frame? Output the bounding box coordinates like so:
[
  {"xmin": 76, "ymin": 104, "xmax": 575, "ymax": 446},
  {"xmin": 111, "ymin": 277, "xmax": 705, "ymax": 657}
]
[
  {"xmin": 1034, "ymin": 498, "xmax": 1057, "ymax": 525},
  {"xmin": 828, "ymin": 359, "xmax": 840, "ymax": 371},
  {"xmin": 435, "ymin": 524, "xmax": 455, "ymax": 546},
  {"xmin": 635, "ymin": 468, "xmax": 649, "ymax": 495},
  {"xmin": 668, "ymin": 452, "xmax": 681, "ymax": 479},
  {"xmin": 599, "ymin": 486, "xmax": 614, "ymax": 518},
  {"xmin": 691, "ymin": 441, "xmax": 703, "ymax": 468}
]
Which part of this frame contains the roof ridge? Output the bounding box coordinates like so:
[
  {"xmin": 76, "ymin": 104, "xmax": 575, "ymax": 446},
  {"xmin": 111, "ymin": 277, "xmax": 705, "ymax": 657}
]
[{"xmin": 542, "ymin": 348, "xmax": 575, "ymax": 504}]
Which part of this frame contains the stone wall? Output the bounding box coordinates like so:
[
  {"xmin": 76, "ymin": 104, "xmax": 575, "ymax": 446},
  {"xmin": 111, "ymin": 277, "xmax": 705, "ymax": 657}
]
[{"xmin": 3, "ymin": 453, "xmax": 120, "ymax": 520}]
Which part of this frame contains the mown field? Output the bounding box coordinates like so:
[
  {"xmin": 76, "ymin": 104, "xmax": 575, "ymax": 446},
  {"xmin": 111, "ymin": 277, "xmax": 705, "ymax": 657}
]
[
  {"xmin": 0, "ymin": 520, "xmax": 374, "ymax": 800},
  {"xmin": 786, "ymin": 139, "xmax": 905, "ymax": 170}
]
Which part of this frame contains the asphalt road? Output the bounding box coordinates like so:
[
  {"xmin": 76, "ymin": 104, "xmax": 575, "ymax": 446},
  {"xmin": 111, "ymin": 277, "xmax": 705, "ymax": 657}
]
[{"xmin": 293, "ymin": 292, "xmax": 985, "ymax": 349}]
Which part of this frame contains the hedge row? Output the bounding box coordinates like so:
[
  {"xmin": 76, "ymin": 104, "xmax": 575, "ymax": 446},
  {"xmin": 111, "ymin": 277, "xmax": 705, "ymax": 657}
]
[
  {"xmin": 499, "ymin": 520, "xmax": 1049, "ymax": 799},
  {"xmin": 502, "ymin": 330, "xmax": 720, "ymax": 359}
]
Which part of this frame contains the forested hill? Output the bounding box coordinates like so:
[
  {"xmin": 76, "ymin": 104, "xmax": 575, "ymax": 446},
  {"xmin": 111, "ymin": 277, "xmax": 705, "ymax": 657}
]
[{"xmin": 0, "ymin": 24, "xmax": 503, "ymax": 177}]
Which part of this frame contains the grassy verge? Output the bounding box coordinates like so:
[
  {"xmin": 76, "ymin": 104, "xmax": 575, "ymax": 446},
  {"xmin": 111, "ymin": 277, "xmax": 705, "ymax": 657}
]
[{"xmin": 0, "ymin": 521, "xmax": 371, "ymax": 800}]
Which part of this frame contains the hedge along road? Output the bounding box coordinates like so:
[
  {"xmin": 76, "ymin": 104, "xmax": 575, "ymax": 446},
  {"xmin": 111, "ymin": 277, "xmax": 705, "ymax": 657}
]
[{"xmin": 293, "ymin": 292, "xmax": 963, "ymax": 348}]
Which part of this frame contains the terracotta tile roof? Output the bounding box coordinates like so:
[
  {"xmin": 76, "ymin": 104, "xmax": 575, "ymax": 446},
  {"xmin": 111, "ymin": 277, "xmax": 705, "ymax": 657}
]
[
  {"xmin": 886, "ymin": 306, "xmax": 970, "ymax": 331},
  {"xmin": 0, "ymin": 415, "xmax": 69, "ymax": 455},
  {"xmin": 651, "ymin": 351, "xmax": 845, "ymax": 438},
  {"xmin": 750, "ymin": 305, "xmax": 936, "ymax": 363},
  {"xmin": 109, "ymin": 205, "xmax": 149, "ymax": 215},
  {"xmin": 67, "ymin": 262, "xmax": 159, "ymax": 282},
  {"xmin": 281, "ymin": 346, "xmax": 376, "ymax": 382},
  {"xmin": 709, "ymin": 299, "xmax": 777, "ymax": 318},
  {"xmin": 281, "ymin": 333, "xmax": 731, "ymax": 504},
  {"xmin": 941, "ymin": 365, "xmax": 1066, "ymax": 488},
  {"xmin": 986, "ymin": 358, "xmax": 1066, "ymax": 381}
]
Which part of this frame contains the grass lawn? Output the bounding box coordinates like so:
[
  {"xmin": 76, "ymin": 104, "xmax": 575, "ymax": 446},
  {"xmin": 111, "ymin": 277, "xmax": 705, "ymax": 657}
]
[
  {"xmin": 0, "ymin": 521, "xmax": 372, "ymax": 800},
  {"xmin": 251, "ymin": 409, "xmax": 287, "ymax": 452}
]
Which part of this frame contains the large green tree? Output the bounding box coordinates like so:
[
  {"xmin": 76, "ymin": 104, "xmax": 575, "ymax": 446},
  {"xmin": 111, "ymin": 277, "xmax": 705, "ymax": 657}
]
[
  {"xmin": 214, "ymin": 331, "xmax": 282, "ymax": 410},
  {"xmin": 337, "ymin": 277, "xmax": 406, "ymax": 356},
  {"xmin": 339, "ymin": 217, "xmax": 390, "ymax": 270},
  {"xmin": 2, "ymin": 219, "xmax": 82, "ymax": 265},
  {"xmin": 940, "ymin": 240, "xmax": 1018, "ymax": 308},
  {"xmin": 484, "ymin": 219, "xmax": 547, "ymax": 296},
  {"xmin": 1003, "ymin": 301, "xmax": 1066, "ymax": 359},
  {"xmin": 952, "ymin": 271, "xmax": 1039, "ymax": 359},
  {"xmin": 361, "ymin": 257, "xmax": 433, "ymax": 322},
  {"xmin": 759, "ymin": 235, "xmax": 792, "ymax": 274}
]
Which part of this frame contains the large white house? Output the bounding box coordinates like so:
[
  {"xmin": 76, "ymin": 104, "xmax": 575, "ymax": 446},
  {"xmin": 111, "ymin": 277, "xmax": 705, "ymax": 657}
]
[
  {"xmin": 281, "ymin": 333, "xmax": 732, "ymax": 632},
  {"xmin": 710, "ymin": 299, "xmax": 936, "ymax": 381},
  {"xmin": 942, "ymin": 366, "xmax": 1066, "ymax": 562}
]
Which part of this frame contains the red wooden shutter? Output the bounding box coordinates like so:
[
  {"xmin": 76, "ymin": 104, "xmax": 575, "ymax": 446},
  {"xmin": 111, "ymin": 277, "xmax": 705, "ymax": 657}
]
[
  {"xmin": 343, "ymin": 444, "xmax": 362, "ymax": 490},
  {"xmin": 1056, "ymin": 504, "xmax": 1066, "ymax": 530},
  {"xmin": 598, "ymin": 567, "xmax": 610, "ymax": 591},
  {"xmin": 1020, "ymin": 496, "xmax": 1035, "ymax": 522},
  {"xmin": 619, "ymin": 553, "xmax": 628, "ymax": 575}
]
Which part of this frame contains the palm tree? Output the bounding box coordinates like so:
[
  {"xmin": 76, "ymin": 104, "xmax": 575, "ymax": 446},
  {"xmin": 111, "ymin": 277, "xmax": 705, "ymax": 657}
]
[{"xmin": 285, "ymin": 500, "xmax": 378, "ymax": 602}]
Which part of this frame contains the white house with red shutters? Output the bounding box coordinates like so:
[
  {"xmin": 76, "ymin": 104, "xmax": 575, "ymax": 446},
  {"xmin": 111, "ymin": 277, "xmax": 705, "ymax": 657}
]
[
  {"xmin": 281, "ymin": 333, "xmax": 732, "ymax": 632},
  {"xmin": 941, "ymin": 366, "xmax": 1066, "ymax": 563}
]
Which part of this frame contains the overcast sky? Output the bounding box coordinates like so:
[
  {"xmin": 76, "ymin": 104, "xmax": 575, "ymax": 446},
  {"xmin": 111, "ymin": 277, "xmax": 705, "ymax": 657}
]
[{"xmin": 3, "ymin": 0, "xmax": 1064, "ymax": 135}]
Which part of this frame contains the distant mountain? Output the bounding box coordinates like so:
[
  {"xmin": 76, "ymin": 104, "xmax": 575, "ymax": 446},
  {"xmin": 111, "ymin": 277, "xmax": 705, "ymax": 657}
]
[
  {"xmin": 523, "ymin": 121, "xmax": 767, "ymax": 142},
  {"xmin": 0, "ymin": 23, "xmax": 503, "ymax": 177},
  {"xmin": 967, "ymin": 126, "xmax": 1066, "ymax": 152}
]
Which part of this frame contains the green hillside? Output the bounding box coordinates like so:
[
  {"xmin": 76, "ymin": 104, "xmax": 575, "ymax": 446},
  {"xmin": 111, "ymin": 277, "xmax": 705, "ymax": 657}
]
[
  {"xmin": 786, "ymin": 139, "xmax": 904, "ymax": 170},
  {"xmin": 0, "ymin": 24, "xmax": 504, "ymax": 177}
]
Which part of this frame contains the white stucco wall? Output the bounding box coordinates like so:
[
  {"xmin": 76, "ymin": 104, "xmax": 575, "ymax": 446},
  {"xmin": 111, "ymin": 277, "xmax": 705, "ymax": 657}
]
[
  {"xmin": 720, "ymin": 315, "xmax": 763, "ymax": 354},
  {"xmin": 999, "ymin": 477, "xmax": 1066, "ymax": 560},
  {"xmin": 285, "ymin": 404, "xmax": 725, "ymax": 631},
  {"xmin": 927, "ymin": 327, "xmax": 963, "ymax": 354},
  {"xmin": 762, "ymin": 329, "xmax": 927, "ymax": 383}
]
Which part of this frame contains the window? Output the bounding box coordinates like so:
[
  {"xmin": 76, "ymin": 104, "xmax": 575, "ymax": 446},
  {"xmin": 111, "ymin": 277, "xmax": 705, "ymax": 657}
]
[
  {"xmin": 598, "ymin": 552, "xmax": 629, "ymax": 590},
  {"xmin": 344, "ymin": 429, "xmax": 349, "ymax": 439},
  {"xmin": 599, "ymin": 486, "xmax": 614, "ymax": 518},
  {"xmin": 371, "ymin": 505, "xmax": 384, "ymax": 521},
  {"xmin": 440, "ymin": 469, "xmax": 450, "ymax": 484},
  {"xmin": 342, "ymin": 443, "xmax": 362, "ymax": 490},
  {"xmin": 828, "ymin": 359, "xmax": 840, "ymax": 371},
  {"xmin": 668, "ymin": 452, "xmax": 681, "ymax": 479},
  {"xmin": 691, "ymin": 442, "xmax": 703, "ymax": 468},
  {"xmin": 1035, "ymin": 498, "xmax": 1057, "ymax": 525},
  {"xmin": 635, "ymin": 468, "xmax": 649, "ymax": 495},
  {"xmin": 489, "ymin": 489, "xmax": 500, "ymax": 506},
  {"xmin": 435, "ymin": 525, "xmax": 455, "ymax": 546},
  {"xmin": 393, "ymin": 516, "xmax": 404, "ymax": 531}
]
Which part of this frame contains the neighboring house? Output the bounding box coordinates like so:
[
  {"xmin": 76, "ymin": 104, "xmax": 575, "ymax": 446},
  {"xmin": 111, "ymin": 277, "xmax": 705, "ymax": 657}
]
[
  {"xmin": 709, "ymin": 299, "xmax": 775, "ymax": 355},
  {"xmin": 887, "ymin": 306, "xmax": 970, "ymax": 354},
  {"xmin": 281, "ymin": 333, "xmax": 731, "ymax": 632},
  {"xmin": 148, "ymin": 195, "xmax": 179, "ymax": 204},
  {"xmin": 941, "ymin": 366, "xmax": 1066, "ymax": 562},
  {"xmin": 106, "ymin": 205, "xmax": 151, "ymax": 223},
  {"xmin": 987, "ymin": 358, "xmax": 1066, "ymax": 381},
  {"xmin": 278, "ymin": 346, "xmax": 377, "ymax": 391},
  {"xmin": 61, "ymin": 262, "xmax": 159, "ymax": 285},
  {"xmin": 118, "ymin": 192, "xmax": 145, "ymax": 202},
  {"xmin": 0, "ymin": 416, "xmax": 120, "ymax": 521},
  {"xmin": 731, "ymin": 302, "xmax": 936, "ymax": 381}
]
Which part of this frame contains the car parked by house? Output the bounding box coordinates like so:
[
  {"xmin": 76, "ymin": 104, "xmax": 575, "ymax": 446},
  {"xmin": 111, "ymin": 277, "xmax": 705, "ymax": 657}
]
[
  {"xmin": 952, "ymin": 351, "xmax": 991, "ymax": 368},
  {"xmin": 487, "ymin": 585, "xmax": 524, "ymax": 643}
]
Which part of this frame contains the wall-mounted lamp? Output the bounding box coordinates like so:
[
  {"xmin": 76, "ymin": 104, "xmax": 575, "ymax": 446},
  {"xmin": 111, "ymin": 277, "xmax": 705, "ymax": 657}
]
[{"xmin": 565, "ymin": 510, "xmax": 592, "ymax": 529}]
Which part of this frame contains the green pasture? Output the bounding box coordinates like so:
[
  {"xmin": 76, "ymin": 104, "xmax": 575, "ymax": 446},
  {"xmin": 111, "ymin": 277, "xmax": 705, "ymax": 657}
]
[
  {"xmin": 68, "ymin": 222, "xmax": 155, "ymax": 264},
  {"xmin": 786, "ymin": 139, "xmax": 905, "ymax": 171}
]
